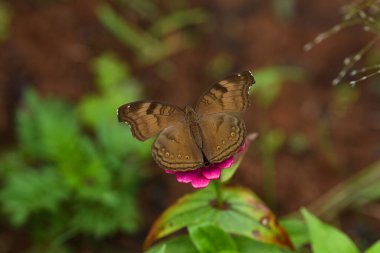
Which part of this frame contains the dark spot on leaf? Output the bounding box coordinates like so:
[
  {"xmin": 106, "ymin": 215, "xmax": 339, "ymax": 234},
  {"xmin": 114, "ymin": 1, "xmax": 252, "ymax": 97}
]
[
  {"xmin": 252, "ymin": 230, "xmax": 260, "ymax": 238},
  {"xmin": 209, "ymin": 199, "xmax": 231, "ymax": 210}
]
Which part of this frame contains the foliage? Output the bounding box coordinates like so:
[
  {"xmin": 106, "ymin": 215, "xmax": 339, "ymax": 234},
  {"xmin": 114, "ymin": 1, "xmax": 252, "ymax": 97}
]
[
  {"xmin": 145, "ymin": 186, "xmax": 294, "ymax": 253},
  {"xmin": 300, "ymin": 209, "xmax": 379, "ymax": 253},
  {"xmin": 146, "ymin": 200, "xmax": 380, "ymax": 253},
  {"xmin": 252, "ymin": 66, "xmax": 305, "ymax": 108},
  {"xmin": 304, "ymin": 160, "xmax": 380, "ymax": 221},
  {"xmin": 304, "ymin": 0, "xmax": 380, "ymax": 85},
  {"xmin": 0, "ymin": 53, "xmax": 151, "ymax": 251},
  {"xmin": 97, "ymin": 1, "xmax": 208, "ymax": 66}
]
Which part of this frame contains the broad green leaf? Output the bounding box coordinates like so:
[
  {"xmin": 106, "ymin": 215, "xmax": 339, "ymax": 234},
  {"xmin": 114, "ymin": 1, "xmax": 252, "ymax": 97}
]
[
  {"xmin": 234, "ymin": 235, "xmax": 293, "ymax": 253},
  {"xmin": 301, "ymin": 209, "xmax": 359, "ymax": 253},
  {"xmin": 144, "ymin": 186, "xmax": 293, "ymax": 250},
  {"xmin": 365, "ymin": 240, "xmax": 380, "ymax": 253},
  {"xmin": 146, "ymin": 235, "xmax": 292, "ymax": 253},
  {"xmin": 146, "ymin": 235, "xmax": 197, "ymax": 253},
  {"xmin": 188, "ymin": 224, "xmax": 237, "ymax": 253},
  {"xmin": 280, "ymin": 218, "xmax": 309, "ymax": 250}
]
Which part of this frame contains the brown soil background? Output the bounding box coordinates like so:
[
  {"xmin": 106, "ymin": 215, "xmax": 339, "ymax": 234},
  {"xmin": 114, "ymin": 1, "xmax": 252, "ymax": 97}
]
[{"xmin": 0, "ymin": 0, "xmax": 379, "ymax": 252}]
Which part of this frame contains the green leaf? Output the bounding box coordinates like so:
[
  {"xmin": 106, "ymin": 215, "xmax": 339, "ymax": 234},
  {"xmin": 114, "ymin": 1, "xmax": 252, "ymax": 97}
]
[
  {"xmin": 252, "ymin": 66, "xmax": 305, "ymax": 108},
  {"xmin": 364, "ymin": 240, "xmax": 380, "ymax": 253},
  {"xmin": 91, "ymin": 52, "xmax": 131, "ymax": 92},
  {"xmin": 233, "ymin": 235, "xmax": 293, "ymax": 253},
  {"xmin": 280, "ymin": 218, "xmax": 309, "ymax": 250},
  {"xmin": 144, "ymin": 186, "xmax": 293, "ymax": 250},
  {"xmin": 149, "ymin": 8, "xmax": 208, "ymax": 37},
  {"xmin": 188, "ymin": 224, "xmax": 237, "ymax": 253},
  {"xmin": 71, "ymin": 192, "xmax": 139, "ymax": 237},
  {"xmin": 0, "ymin": 168, "xmax": 69, "ymax": 225},
  {"xmin": 301, "ymin": 209, "xmax": 359, "ymax": 253},
  {"xmin": 146, "ymin": 235, "xmax": 197, "ymax": 253},
  {"xmin": 146, "ymin": 235, "xmax": 292, "ymax": 253},
  {"xmin": 17, "ymin": 89, "xmax": 80, "ymax": 162}
]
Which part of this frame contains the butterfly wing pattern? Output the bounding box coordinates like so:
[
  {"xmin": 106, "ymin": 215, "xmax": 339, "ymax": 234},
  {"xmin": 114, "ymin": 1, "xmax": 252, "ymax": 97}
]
[
  {"xmin": 196, "ymin": 71, "xmax": 254, "ymax": 163},
  {"xmin": 117, "ymin": 101, "xmax": 184, "ymax": 141},
  {"xmin": 151, "ymin": 122, "xmax": 204, "ymax": 171},
  {"xmin": 198, "ymin": 113, "xmax": 246, "ymax": 164},
  {"xmin": 118, "ymin": 71, "xmax": 255, "ymax": 171},
  {"xmin": 196, "ymin": 71, "xmax": 255, "ymax": 115}
]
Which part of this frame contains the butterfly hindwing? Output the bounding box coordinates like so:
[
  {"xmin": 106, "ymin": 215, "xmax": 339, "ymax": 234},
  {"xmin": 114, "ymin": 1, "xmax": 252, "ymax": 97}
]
[
  {"xmin": 117, "ymin": 101, "xmax": 184, "ymax": 141},
  {"xmin": 196, "ymin": 71, "xmax": 255, "ymax": 115},
  {"xmin": 152, "ymin": 122, "xmax": 204, "ymax": 171},
  {"xmin": 199, "ymin": 113, "xmax": 246, "ymax": 163}
]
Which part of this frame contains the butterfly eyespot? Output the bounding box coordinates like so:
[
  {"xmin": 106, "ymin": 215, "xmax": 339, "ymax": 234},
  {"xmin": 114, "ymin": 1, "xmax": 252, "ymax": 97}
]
[
  {"xmin": 165, "ymin": 152, "xmax": 170, "ymax": 157},
  {"xmin": 161, "ymin": 148, "xmax": 165, "ymax": 152},
  {"xmin": 177, "ymin": 154, "xmax": 182, "ymax": 159},
  {"xmin": 217, "ymin": 145, "xmax": 221, "ymax": 150},
  {"xmin": 222, "ymin": 140, "xmax": 226, "ymax": 145},
  {"xmin": 230, "ymin": 132, "xmax": 235, "ymax": 137},
  {"xmin": 185, "ymin": 155, "xmax": 190, "ymax": 159}
]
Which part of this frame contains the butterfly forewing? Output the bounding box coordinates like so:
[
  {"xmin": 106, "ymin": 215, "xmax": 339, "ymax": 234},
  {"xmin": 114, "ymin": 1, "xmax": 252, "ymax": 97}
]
[
  {"xmin": 196, "ymin": 71, "xmax": 255, "ymax": 115},
  {"xmin": 199, "ymin": 113, "xmax": 246, "ymax": 163},
  {"xmin": 117, "ymin": 101, "xmax": 184, "ymax": 141},
  {"xmin": 152, "ymin": 122, "xmax": 203, "ymax": 171}
]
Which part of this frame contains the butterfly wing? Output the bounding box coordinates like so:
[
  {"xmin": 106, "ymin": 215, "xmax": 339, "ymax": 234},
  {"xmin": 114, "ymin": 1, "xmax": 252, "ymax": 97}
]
[
  {"xmin": 196, "ymin": 71, "xmax": 255, "ymax": 115},
  {"xmin": 199, "ymin": 113, "xmax": 246, "ymax": 163},
  {"xmin": 152, "ymin": 122, "xmax": 203, "ymax": 171},
  {"xmin": 118, "ymin": 101, "xmax": 184, "ymax": 141}
]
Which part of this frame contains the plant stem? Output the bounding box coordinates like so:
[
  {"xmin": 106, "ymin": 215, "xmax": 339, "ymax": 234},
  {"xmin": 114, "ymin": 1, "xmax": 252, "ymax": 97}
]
[{"xmin": 213, "ymin": 179, "xmax": 223, "ymax": 208}]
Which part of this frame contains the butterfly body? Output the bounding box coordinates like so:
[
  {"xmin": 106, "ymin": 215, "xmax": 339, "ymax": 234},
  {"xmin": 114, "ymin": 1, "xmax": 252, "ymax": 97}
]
[
  {"xmin": 118, "ymin": 71, "xmax": 255, "ymax": 172},
  {"xmin": 184, "ymin": 106, "xmax": 204, "ymax": 149}
]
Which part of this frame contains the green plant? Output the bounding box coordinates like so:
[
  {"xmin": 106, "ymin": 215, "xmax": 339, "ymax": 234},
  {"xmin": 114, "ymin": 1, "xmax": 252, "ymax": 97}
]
[
  {"xmin": 0, "ymin": 53, "xmax": 151, "ymax": 252},
  {"xmin": 282, "ymin": 209, "xmax": 380, "ymax": 253},
  {"xmin": 97, "ymin": 2, "xmax": 208, "ymax": 66},
  {"xmin": 304, "ymin": 0, "xmax": 380, "ymax": 85}
]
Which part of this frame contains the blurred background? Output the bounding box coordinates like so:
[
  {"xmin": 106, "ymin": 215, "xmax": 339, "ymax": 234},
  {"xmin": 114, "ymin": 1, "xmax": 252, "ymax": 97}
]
[{"xmin": 0, "ymin": 0, "xmax": 379, "ymax": 252}]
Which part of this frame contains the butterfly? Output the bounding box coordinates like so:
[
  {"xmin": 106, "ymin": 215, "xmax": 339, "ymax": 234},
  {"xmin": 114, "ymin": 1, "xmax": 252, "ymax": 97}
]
[{"xmin": 117, "ymin": 71, "xmax": 255, "ymax": 172}]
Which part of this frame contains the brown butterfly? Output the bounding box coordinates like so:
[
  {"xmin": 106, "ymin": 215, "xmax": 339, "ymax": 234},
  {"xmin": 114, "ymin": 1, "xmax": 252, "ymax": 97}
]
[{"xmin": 117, "ymin": 71, "xmax": 255, "ymax": 172}]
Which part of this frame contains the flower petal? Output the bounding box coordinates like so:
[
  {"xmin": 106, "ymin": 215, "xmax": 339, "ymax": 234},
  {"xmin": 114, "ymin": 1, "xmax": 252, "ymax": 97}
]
[
  {"xmin": 238, "ymin": 139, "xmax": 249, "ymax": 154},
  {"xmin": 201, "ymin": 165, "xmax": 222, "ymax": 180},
  {"xmin": 175, "ymin": 170, "xmax": 199, "ymax": 183},
  {"xmin": 164, "ymin": 169, "xmax": 176, "ymax": 174},
  {"xmin": 216, "ymin": 156, "xmax": 235, "ymax": 169},
  {"xmin": 191, "ymin": 173, "xmax": 210, "ymax": 188}
]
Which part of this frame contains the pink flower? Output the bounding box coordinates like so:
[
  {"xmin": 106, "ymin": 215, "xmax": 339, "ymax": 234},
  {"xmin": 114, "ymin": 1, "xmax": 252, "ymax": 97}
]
[{"xmin": 164, "ymin": 140, "xmax": 249, "ymax": 188}]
